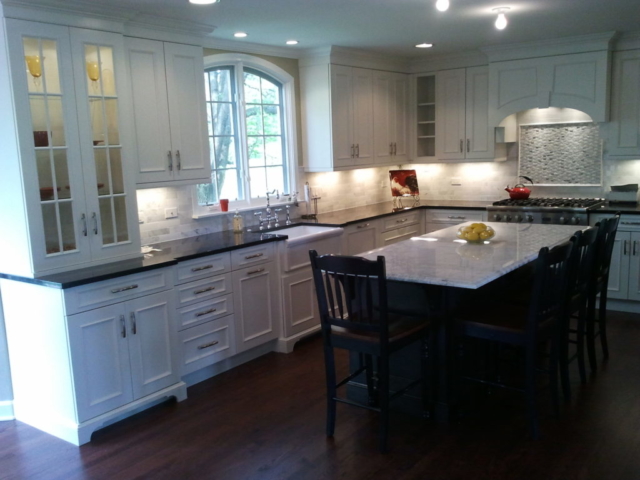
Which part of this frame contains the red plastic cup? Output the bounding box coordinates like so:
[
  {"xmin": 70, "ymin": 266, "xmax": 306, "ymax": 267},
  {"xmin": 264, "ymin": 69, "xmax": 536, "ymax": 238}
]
[{"xmin": 220, "ymin": 199, "xmax": 229, "ymax": 212}]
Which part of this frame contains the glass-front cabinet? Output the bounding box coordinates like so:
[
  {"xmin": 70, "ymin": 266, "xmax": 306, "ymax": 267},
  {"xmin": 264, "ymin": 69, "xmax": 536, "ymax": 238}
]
[{"xmin": 4, "ymin": 19, "xmax": 139, "ymax": 275}]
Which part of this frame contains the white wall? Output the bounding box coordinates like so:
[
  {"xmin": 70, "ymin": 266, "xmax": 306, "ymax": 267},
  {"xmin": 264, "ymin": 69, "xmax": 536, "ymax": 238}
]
[{"xmin": 0, "ymin": 297, "xmax": 14, "ymax": 420}]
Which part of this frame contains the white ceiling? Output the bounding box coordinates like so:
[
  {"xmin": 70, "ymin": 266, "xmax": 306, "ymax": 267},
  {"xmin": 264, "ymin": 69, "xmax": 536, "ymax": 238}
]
[{"xmin": 13, "ymin": 0, "xmax": 640, "ymax": 58}]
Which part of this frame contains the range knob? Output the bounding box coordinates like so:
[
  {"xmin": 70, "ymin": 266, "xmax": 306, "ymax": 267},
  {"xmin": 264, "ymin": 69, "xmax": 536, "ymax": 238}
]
[
  {"xmin": 526, "ymin": 215, "xmax": 534, "ymax": 223},
  {"xmin": 514, "ymin": 214, "xmax": 523, "ymax": 223},
  {"xmin": 505, "ymin": 215, "xmax": 512, "ymax": 223},
  {"xmin": 559, "ymin": 216, "xmax": 568, "ymax": 225},
  {"xmin": 492, "ymin": 214, "xmax": 502, "ymax": 221},
  {"xmin": 570, "ymin": 217, "xmax": 580, "ymax": 225}
]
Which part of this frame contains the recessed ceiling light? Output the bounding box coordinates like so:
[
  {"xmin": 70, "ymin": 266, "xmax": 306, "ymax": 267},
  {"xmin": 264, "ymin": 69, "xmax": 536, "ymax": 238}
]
[
  {"xmin": 493, "ymin": 7, "xmax": 510, "ymax": 30},
  {"xmin": 415, "ymin": 43, "xmax": 433, "ymax": 48},
  {"xmin": 435, "ymin": 0, "xmax": 449, "ymax": 12},
  {"xmin": 286, "ymin": 40, "xmax": 299, "ymax": 45},
  {"xmin": 234, "ymin": 32, "xmax": 248, "ymax": 38},
  {"xmin": 189, "ymin": 0, "xmax": 220, "ymax": 4}
]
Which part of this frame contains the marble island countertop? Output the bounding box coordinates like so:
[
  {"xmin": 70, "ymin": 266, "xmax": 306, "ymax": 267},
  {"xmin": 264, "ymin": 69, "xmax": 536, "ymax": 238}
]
[{"xmin": 360, "ymin": 222, "xmax": 582, "ymax": 289}]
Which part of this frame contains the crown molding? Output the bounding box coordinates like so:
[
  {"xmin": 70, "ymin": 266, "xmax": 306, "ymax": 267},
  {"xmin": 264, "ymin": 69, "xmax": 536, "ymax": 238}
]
[
  {"xmin": 300, "ymin": 45, "xmax": 410, "ymax": 72},
  {"xmin": 481, "ymin": 31, "xmax": 618, "ymax": 63},
  {"xmin": 202, "ymin": 37, "xmax": 302, "ymax": 60},
  {"xmin": 409, "ymin": 50, "xmax": 488, "ymax": 74},
  {"xmin": 614, "ymin": 31, "xmax": 640, "ymax": 52}
]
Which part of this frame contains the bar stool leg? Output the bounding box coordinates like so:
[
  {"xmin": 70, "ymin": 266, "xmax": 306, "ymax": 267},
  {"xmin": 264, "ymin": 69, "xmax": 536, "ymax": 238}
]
[
  {"xmin": 377, "ymin": 355, "xmax": 390, "ymax": 453},
  {"xmin": 599, "ymin": 287, "xmax": 610, "ymax": 360},
  {"xmin": 525, "ymin": 345, "xmax": 539, "ymax": 439},
  {"xmin": 576, "ymin": 307, "xmax": 587, "ymax": 384},
  {"xmin": 324, "ymin": 343, "xmax": 337, "ymax": 437}
]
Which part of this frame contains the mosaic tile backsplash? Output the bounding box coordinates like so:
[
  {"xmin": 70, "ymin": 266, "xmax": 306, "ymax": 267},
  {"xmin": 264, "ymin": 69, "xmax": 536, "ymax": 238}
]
[{"xmin": 519, "ymin": 122, "xmax": 603, "ymax": 185}]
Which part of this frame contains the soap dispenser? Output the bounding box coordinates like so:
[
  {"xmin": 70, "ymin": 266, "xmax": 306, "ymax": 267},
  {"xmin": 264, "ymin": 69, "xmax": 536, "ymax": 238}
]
[{"xmin": 233, "ymin": 209, "xmax": 244, "ymax": 233}]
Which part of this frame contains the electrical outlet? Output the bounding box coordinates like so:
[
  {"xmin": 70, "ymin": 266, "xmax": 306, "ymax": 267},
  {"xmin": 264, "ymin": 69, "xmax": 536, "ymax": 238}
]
[
  {"xmin": 451, "ymin": 177, "xmax": 462, "ymax": 186},
  {"xmin": 164, "ymin": 207, "xmax": 178, "ymax": 219}
]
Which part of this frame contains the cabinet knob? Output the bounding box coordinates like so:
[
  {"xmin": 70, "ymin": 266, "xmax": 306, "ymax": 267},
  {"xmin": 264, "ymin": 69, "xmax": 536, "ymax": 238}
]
[{"xmin": 176, "ymin": 150, "xmax": 182, "ymax": 171}]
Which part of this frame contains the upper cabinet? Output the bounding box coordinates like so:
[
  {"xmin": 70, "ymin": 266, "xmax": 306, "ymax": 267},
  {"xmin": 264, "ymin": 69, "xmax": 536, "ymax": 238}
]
[
  {"xmin": 300, "ymin": 60, "xmax": 409, "ymax": 172},
  {"xmin": 125, "ymin": 38, "xmax": 211, "ymax": 187},
  {"xmin": 436, "ymin": 66, "xmax": 494, "ymax": 160},
  {"xmin": 0, "ymin": 19, "xmax": 140, "ymax": 277},
  {"xmin": 373, "ymin": 70, "xmax": 409, "ymax": 164},
  {"xmin": 488, "ymin": 51, "xmax": 611, "ymax": 126},
  {"xmin": 608, "ymin": 49, "xmax": 640, "ymax": 157}
]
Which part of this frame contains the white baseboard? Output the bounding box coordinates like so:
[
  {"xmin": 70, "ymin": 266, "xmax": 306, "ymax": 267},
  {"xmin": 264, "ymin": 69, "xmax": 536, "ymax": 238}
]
[
  {"xmin": 275, "ymin": 325, "xmax": 321, "ymax": 353},
  {"xmin": 606, "ymin": 300, "xmax": 640, "ymax": 314}
]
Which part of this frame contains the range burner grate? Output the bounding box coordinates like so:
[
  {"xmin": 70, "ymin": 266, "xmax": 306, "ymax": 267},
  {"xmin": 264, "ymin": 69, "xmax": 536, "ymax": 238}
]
[{"xmin": 492, "ymin": 197, "xmax": 604, "ymax": 209}]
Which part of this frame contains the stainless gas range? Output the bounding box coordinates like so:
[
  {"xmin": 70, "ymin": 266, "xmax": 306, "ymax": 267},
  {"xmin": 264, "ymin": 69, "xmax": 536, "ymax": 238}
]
[{"xmin": 487, "ymin": 198, "xmax": 605, "ymax": 225}]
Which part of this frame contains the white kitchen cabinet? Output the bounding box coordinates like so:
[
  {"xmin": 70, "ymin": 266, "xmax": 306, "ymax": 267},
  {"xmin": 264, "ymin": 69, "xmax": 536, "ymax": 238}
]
[
  {"xmin": 126, "ymin": 37, "xmax": 210, "ymax": 187},
  {"xmin": 415, "ymin": 74, "xmax": 437, "ymax": 159},
  {"xmin": 0, "ymin": 19, "xmax": 140, "ymax": 277},
  {"xmin": 424, "ymin": 209, "xmax": 485, "ymax": 234},
  {"xmin": 342, "ymin": 219, "xmax": 380, "ymax": 255},
  {"xmin": 233, "ymin": 260, "xmax": 280, "ymax": 353},
  {"xmin": 68, "ymin": 291, "xmax": 179, "ymax": 422},
  {"xmin": 608, "ymin": 50, "xmax": 640, "ymax": 157},
  {"xmin": 488, "ymin": 51, "xmax": 610, "ymax": 126},
  {"xmin": 0, "ymin": 268, "xmax": 185, "ymax": 446},
  {"xmin": 436, "ymin": 66, "xmax": 494, "ymax": 160},
  {"xmin": 281, "ymin": 268, "xmax": 318, "ymax": 339},
  {"xmin": 379, "ymin": 210, "xmax": 423, "ymax": 246},
  {"xmin": 373, "ymin": 70, "xmax": 409, "ymax": 164}
]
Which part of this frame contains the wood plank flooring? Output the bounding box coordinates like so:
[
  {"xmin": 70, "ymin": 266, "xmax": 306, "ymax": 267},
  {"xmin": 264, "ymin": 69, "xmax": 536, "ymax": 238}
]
[{"xmin": 1, "ymin": 311, "xmax": 640, "ymax": 480}]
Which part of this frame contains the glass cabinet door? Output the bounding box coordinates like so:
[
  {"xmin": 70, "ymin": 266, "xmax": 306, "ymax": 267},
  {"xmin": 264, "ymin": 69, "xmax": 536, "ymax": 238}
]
[
  {"xmin": 7, "ymin": 19, "xmax": 91, "ymax": 272},
  {"xmin": 70, "ymin": 28, "xmax": 140, "ymax": 260}
]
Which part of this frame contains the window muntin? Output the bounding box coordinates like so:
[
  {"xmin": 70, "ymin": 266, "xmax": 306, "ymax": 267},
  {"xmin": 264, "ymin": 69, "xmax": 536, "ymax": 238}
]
[{"xmin": 196, "ymin": 58, "xmax": 294, "ymax": 210}]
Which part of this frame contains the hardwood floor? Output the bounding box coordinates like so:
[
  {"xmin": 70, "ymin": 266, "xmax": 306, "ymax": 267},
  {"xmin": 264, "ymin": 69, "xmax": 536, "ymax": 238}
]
[{"xmin": 2, "ymin": 311, "xmax": 640, "ymax": 480}]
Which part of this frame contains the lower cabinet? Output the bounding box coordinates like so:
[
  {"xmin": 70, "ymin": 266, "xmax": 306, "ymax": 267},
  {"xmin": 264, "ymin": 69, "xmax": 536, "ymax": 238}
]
[
  {"xmin": 233, "ymin": 261, "xmax": 280, "ymax": 353},
  {"xmin": 343, "ymin": 220, "xmax": 380, "ymax": 255},
  {"xmin": 379, "ymin": 210, "xmax": 423, "ymax": 246},
  {"xmin": 68, "ymin": 291, "xmax": 179, "ymax": 422},
  {"xmin": 424, "ymin": 208, "xmax": 485, "ymax": 233},
  {"xmin": 281, "ymin": 267, "xmax": 319, "ymax": 338}
]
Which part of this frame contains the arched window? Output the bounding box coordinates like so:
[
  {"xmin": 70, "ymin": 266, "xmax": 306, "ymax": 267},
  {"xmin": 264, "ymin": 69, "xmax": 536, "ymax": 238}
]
[{"xmin": 194, "ymin": 53, "xmax": 297, "ymax": 214}]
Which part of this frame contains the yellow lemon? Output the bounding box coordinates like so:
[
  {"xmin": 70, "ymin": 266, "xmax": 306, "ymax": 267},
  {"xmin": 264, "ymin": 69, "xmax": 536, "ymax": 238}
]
[
  {"xmin": 461, "ymin": 226, "xmax": 473, "ymax": 233},
  {"xmin": 469, "ymin": 223, "xmax": 481, "ymax": 229},
  {"xmin": 465, "ymin": 231, "xmax": 480, "ymax": 242},
  {"xmin": 479, "ymin": 230, "xmax": 493, "ymax": 240},
  {"xmin": 473, "ymin": 225, "xmax": 487, "ymax": 233}
]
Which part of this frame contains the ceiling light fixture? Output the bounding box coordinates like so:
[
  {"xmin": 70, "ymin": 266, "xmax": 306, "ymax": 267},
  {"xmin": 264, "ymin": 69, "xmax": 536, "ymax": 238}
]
[
  {"xmin": 435, "ymin": 0, "xmax": 449, "ymax": 12},
  {"xmin": 234, "ymin": 32, "xmax": 248, "ymax": 38},
  {"xmin": 286, "ymin": 40, "xmax": 299, "ymax": 45},
  {"xmin": 189, "ymin": 0, "xmax": 220, "ymax": 4},
  {"xmin": 415, "ymin": 43, "xmax": 433, "ymax": 48},
  {"xmin": 493, "ymin": 7, "xmax": 509, "ymax": 30}
]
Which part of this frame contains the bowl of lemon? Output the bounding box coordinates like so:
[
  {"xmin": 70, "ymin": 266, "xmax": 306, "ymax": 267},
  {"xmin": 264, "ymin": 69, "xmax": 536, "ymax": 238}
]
[{"xmin": 456, "ymin": 223, "xmax": 495, "ymax": 243}]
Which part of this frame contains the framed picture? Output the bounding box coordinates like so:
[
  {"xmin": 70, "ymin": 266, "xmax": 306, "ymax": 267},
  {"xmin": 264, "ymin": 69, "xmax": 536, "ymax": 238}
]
[{"xmin": 389, "ymin": 169, "xmax": 419, "ymax": 197}]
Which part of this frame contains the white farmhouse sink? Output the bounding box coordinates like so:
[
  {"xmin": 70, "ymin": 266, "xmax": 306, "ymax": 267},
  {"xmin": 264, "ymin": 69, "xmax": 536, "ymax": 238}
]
[
  {"xmin": 276, "ymin": 225, "xmax": 343, "ymax": 272},
  {"xmin": 276, "ymin": 225, "xmax": 343, "ymax": 247}
]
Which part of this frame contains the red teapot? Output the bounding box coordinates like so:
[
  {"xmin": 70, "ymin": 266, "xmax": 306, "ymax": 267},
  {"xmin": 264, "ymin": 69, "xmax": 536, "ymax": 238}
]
[{"xmin": 505, "ymin": 176, "xmax": 533, "ymax": 200}]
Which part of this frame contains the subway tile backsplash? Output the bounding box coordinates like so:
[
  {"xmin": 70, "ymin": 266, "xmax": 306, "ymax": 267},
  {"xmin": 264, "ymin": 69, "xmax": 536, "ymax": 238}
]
[{"xmin": 137, "ymin": 157, "xmax": 640, "ymax": 244}]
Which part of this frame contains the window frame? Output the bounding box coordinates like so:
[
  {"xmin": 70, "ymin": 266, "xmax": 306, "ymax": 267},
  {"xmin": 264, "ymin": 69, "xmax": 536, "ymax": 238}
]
[{"xmin": 192, "ymin": 53, "xmax": 298, "ymax": 217}]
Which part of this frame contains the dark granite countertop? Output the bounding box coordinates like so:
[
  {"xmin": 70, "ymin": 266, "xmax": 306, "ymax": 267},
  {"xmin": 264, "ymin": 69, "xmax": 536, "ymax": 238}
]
[
  {"xmin": 0, "ymin": 231, "xmax": 286, "ymax": 289},
  {"xmin": 590, "ymin": 202, "xmax": 640, "ymax": 215}
]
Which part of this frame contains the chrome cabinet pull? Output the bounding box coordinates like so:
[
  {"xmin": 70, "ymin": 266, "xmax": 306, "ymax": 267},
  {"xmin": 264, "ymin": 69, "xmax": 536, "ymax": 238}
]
[
  {"xmin": 81, "ymin": 213, "xmax": 87, "ymax": 237},
  {"xmin": 130, "ymin": 312, "xmax": 137, "ymax": 335},
  {"xmin": 460, "ymin": 139, "xmax": 463, "ymax": 153},
  {"xmin": 356, "ymin": 223, "xmax": 370, "ymax": 229},
  {"xmin": 176, "ymin": 150, "xmax": 181, "ymax": 170},
  {"xmin": 197, "ymin": 340, "xmax": 219, "ymax": 350},
  {"xmin": 120, "ymin": 315, "xmax": 126, "ymax": 338},
  {"xmin": 245, "ymin": 252, "xmax": 264, "ymax": 259},
  {"xmin": 355, "ymin": 144, "xmax": 360, "ymax": 157},
  {"xmin": 624, "ymin": 240, "xmax": 629, "ymax": 255},
  {"xmin": 92, "ymin": 212, "xmax": 98, "ymax": 235},
  {"xmin": 111, "ymin": 284, "xmax": 139, "ymax": 294},
  {"xmin": 393, "ymin": 143, "xmax": 397, "ymax": 155},
  {"xmin": 621, "ymin": 221, "xmax": 640, "ymax": 226},
  {"xmin": 194, "ymin": 286, "xmax": 216, "ymax": 295},
  {"xmin": 447, "ymin": 215, "xmax": 466, "ymax": 220},
  {"xmin": 634, "ymin": 240, "xmax": 638, "ymax": 256},
  {"xmin": 196, "ymin": 308, "xmax": 217, "ymax": 317},
  {"xmin": 389, "ymin": 143, "xmax": 393, "ymax": 155},
  {"xmin": 467, "ymin": 139, "xmax": 470, "ymax": 153},
  {"xmin": 167, "ymin": 150, "xmax": 173, "ymax": 172},
  {"xmin": 191, "ymin": 264, "xmax": 214, "ymax": 272},
  {"xmin": 247, "ymin": 268, "xmax": 265, "ymax": 275},
  {"xmin": 396, "ymin": 218, "xmax": 408, "ymax": 223},
  {"xmin": 350, "ymin": 144, "xmax": 355, "ymax": 158}
]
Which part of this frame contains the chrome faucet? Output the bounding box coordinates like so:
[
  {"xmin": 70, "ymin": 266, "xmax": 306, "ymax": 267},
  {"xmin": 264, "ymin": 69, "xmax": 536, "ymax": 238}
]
[
  {"xmin": 285, "ymin": 205, "xmax": 292, "ymax": 225},
  {"xmin": 254, "ymin": 211, "xmax": 265, "ymax": 230}
]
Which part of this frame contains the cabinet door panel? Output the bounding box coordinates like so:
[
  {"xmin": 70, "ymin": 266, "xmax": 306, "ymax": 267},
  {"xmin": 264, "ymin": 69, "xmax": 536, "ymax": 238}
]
[
  {"xmin": 465, "ymin": 66, "xmax": 494, "ymax": 160},
  {"xmin": 352, "ymin": 67, "xmax": 374, "ymax": 165},
  {"xmin": 393, "ymin": 73, "xmax": 409, "ymax": 162},
  {"xmin": 607, "ymin": 233, "xmax": 629, "ymax": 300},
  {"xmin": 6, "ymin": 20, "xmax": 91, "ymax": 273},
  {"xmin": 125, "ymin": 37, "xmax": 173, "ymax": 183},
  {"xmin": 164, "ymin": 43, "xmax": 211, "ymax": 182},
  {"xmin": 344, "ymin": 222, "xmax": 378, "ymax": 255},
  {"xmin": 127, "ymin": 291, "xmax": 178, "ymax": 399},
  {"xmin": 627, "ymin": 232, "xmax": 640, "ymax": 301},
  {"xmin": 233, "ymin": 261, "xmax": 279, "ymax": 352},
  {"xmin": 436, "ymin": 69, "xmax": 466, "ymax": 159},
  {"xmin": 609, "ymin": 51, "xmax": 640, "ymax": 156},
  {"xmin": 70, "ymin": 28, "xmax": 141, "ymax": 262},
  {"xmin": 373, "ymin": 71, "xmax": 393, "ymax": 164},
  {"xmin": 282, "ymin": 268, "xmax": 319, "ymax": 337},
  {"xmin": 68, "ymin": 303, "xmax": 133, "ymax": 422},
  {"xmin": 330, "ymin": 65, "xmax": 354, "ymax": 167}
]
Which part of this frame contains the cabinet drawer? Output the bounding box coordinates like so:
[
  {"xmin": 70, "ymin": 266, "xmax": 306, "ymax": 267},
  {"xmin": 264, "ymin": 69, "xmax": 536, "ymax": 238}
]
[
  {"xmin": 380, "ymin": 224, "xmax": 422, "ymax": 246},
  {"xmin": 174, "ymin": 253, "xmax": 231, "ymax": 285},
  {"xmin": 175, "ymin": 273, "xmax": 231, "ymax": 308},
  {"xmin": 231, "ymin": 243, "xmax": 275, "ymax": 270},
  {"xmin": 65, "ymin": 268, "xmax": 172, "ymax": 315},
  {"xmin": 180, "ymin": 315, "xmax": 236, "ymax": 375},
  {"xmin": 382, "ymin": 212, "xmax": 420, "ymax": 231},
  {"xmin": 177, "ymin": 294, "xmax": 234, "ymax": 331},
  {"xmin": 424, "ymin": 209, "xmax": 484, "ymax": 224}
]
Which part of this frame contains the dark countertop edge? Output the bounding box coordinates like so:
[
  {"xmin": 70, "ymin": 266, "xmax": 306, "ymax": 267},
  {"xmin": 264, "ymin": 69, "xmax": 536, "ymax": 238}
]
[{"xmin": 168, "ymin": 234, "xmax": 286, "ymax": 262}]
